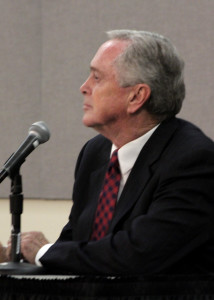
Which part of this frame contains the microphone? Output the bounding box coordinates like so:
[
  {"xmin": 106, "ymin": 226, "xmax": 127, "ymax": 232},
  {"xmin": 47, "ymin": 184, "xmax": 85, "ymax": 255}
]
[{"xmin": 0, "ymin": 121, "xmax": 50, "ymax": 183}]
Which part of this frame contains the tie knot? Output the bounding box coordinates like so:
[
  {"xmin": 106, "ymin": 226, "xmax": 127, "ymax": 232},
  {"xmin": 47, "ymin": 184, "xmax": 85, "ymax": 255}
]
[{"xmin": 109, "ymin": 149, "xmax": 120, "ymax": 170}]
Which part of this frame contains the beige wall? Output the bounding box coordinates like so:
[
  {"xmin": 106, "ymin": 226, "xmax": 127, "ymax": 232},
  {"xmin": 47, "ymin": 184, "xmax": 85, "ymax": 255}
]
[
  {"xmin": 0, "ymin": 199, "xmax": 72, "ymax": 245},
  {"xmin": 0, "ymin": 0, "xmax": 214, "ymax": 200}
]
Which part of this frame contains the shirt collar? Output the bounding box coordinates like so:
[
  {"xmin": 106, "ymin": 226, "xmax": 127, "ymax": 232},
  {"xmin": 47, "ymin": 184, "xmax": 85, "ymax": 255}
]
[{"xmin": 111, "ymin": 124, "xmax": 159, "ymax": 176}]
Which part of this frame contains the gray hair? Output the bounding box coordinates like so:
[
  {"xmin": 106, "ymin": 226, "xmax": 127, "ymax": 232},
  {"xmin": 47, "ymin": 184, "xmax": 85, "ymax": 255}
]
[{"xmin": 106, "ymin": 30, "xmax": 185, "ymax": 121}]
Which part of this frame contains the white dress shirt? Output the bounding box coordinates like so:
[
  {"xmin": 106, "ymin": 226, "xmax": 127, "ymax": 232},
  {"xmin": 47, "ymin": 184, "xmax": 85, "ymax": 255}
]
[
  {"xmin": 35, "ymin": 124, "xmax": 159, "ymax": 266},
  {"xmin": 113, "ymin": 124, "xmax": 159, "ymax": 199}
]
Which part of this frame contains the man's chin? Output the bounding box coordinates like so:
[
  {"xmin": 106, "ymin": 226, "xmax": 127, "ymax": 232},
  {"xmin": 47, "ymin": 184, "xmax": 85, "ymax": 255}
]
[
  {"xmin": 83, "ymin": 119, "xmax": 103, "ymax": 134},
  {"xmin": 82, "ymin": 117, "xmax": 96, "ymax": 128}
]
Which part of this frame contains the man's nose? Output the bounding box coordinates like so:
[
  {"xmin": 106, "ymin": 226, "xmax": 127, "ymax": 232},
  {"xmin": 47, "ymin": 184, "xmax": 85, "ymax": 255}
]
[{"xmin": 80, "ymin": 78, "xmax": 90, "ymax": 95}]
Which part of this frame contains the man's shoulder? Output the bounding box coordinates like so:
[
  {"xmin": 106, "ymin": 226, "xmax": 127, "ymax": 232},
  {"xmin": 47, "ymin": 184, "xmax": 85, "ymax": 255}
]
[
  {"xmin": 157, "ymin": 117, "xmax": 214, "ymax": 163},
  {"xmin": 160, "ymin": 117, "xmax": 214, "ymax": 145},
  {"xmin": 173, "ymin": 118, "xmax": 214, "ymax": 146}
]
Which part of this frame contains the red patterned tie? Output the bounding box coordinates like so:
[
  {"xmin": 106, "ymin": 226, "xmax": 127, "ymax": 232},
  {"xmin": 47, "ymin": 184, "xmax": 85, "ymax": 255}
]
[{"xmin": 90, "ymin": 149, "xmax": 121, "ymax": 241}]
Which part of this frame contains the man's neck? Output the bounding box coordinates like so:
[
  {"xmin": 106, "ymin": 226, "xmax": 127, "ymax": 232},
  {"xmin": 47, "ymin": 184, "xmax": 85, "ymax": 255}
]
[
  {"xmin": 96, "ymin": 114, "xmax": 159, "ymax": 148},
  {"xmin": 112, "ymin": 124, "xmax": 159, "ymax": 148}
]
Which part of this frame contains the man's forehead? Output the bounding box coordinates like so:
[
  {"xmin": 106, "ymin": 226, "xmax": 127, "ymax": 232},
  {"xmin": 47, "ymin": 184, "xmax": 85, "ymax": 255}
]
[
  {"xmin": 90, "ymin": 39, "xmax": 129, "ymax": 68},
  {"xmin": 98, "ymin": 39, "xmax": 129, "ymax": 57}
]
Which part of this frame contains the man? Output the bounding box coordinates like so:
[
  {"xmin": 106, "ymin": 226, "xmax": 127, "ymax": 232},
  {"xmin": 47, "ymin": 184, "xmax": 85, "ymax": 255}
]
[{"xmin": 1, "ymin": 30, "xmax": 214, "ymax": 275}]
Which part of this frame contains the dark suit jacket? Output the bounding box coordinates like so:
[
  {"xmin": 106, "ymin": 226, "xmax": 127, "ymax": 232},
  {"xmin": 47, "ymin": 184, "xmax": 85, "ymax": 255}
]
[{"xmin": 40, "ymin": 117, "xmax": 214, "ymax": 275}]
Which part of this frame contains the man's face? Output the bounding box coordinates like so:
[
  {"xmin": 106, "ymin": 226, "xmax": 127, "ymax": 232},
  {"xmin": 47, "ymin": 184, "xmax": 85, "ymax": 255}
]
[{"xmin": 80, "ymin": 39, "xmax": 133, "ymax": 134}]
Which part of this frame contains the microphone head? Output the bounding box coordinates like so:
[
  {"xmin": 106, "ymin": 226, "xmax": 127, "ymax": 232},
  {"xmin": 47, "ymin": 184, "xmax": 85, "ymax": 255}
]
[{"xmin": 29, "ymin": 121, "xmax": 50, "ymax": 144}]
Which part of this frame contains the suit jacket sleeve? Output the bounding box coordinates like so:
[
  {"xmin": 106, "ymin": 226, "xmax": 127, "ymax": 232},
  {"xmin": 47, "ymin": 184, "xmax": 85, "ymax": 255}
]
[{"xmin": 40, "ymin": 118, "xmax": 214, "ymax": 275}]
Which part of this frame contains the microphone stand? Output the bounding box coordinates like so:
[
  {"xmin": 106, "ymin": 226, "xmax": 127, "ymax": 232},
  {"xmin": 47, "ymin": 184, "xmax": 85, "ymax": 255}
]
[
  {"xmin": 10, "ymin": 167, "xmax": 23, "ymax": 263},
  {"xmin": 0, "ymin": 166, "xmax": 44, "ymax": 274}
]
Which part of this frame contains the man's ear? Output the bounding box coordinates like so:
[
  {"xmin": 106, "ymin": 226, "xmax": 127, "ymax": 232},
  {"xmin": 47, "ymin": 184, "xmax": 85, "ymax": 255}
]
[{"xmin": 127, "ymin": 84, "xmax": 151, "ymax": 114}]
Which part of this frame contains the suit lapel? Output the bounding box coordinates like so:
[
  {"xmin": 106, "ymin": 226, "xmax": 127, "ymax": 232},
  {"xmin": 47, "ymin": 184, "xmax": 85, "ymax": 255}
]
[
  {"xmin": 109, "ymin": 117, "xmax": 179, "ymax": 231},
  {"xmin": 78, "ymin": 141, "xmax": 111, "ymax": 240}
]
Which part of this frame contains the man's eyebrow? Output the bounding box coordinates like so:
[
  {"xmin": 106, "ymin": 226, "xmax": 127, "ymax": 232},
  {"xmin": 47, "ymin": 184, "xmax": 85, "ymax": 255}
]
[
  {"xmin": 90, "ymin": 66, "xmax": 100, "ymax": 72},
  {"xmin": 89, "ymin": 66, "xmax": 104, "ymax": 77}
]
